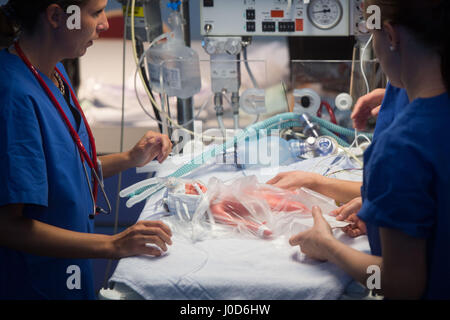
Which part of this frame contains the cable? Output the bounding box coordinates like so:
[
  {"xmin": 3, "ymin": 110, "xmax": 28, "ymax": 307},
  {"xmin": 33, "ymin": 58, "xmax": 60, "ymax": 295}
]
[
  {"xmin": 133, "ymin": 61, "xmax": 225, "ymax": 140},
  {"xmin": 337, "ymin": 145, "xmax": 363, "ymax": 168},
  {"xmin": 252, "ymin": 114, "xmax": 260, "ymax": 125},
  {"xmin": 130, "ymin": 1, "xmax": 172, "ymax": 128},
  {"xmin": 287, "ymin": 0, "xmax": 293, "ymax": 14},
  {"xmin": 324, "ymin": 168, "xmax": 363, "ymax": 177},
  {"xmin": 243, "ymin": 46, "xmax": 259, "ymax": 89},
  {"xmin": 134, "ymin": 72, "xmax": 166, "ymax": 125},
  {"xmin": 131, "ymin": 7, "xmax": 276, "ymax": 143},
  {"xmin": 130, "ymin": 1, "xmax": 229, "ymax": 142},
  {"xmin": 357, "ymin": 34, "xmax": 374, "ymax": 148},
  {"xmin": 136, "ymin": 39, "xmax": 163, "ymax": 132},
  {"xmin": 360, "ymin": 34, "xmax": 373, "ymax": 96},
  {"xmin": 134, "ymin": 55, "xmax": 167, "ymax": 125},
  {"xmin": 132, "ymin": 32, "xmax": 174, "ymax": 127}
]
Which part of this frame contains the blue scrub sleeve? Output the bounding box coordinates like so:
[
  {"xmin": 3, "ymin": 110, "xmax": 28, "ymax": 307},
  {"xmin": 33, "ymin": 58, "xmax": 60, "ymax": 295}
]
[
  {"xmin": 358, "ymin": 136, "xmax": 435, "ymax": 239},
  {"xmin": 0, "ymin": 92, "xmax": 48, "ymax": 207}
]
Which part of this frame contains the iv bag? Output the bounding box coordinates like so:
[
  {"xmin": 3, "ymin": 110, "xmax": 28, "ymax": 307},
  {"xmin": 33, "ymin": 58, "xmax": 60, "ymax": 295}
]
[{"xmin": 147, "ymin": 11, "xmax": 201, "ymax": 98}]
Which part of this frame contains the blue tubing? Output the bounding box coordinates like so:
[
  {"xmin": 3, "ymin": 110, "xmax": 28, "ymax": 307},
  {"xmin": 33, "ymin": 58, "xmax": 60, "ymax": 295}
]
[
  {"xmin": 128, "ymin": 113, "xmax": 307, "ymax": 197},
  {"xmin": 309, "ymin": 115, "xmax": 373, "ymax": 140},
  {"xmin": 126, "ymin": 112, "xmax": 371, "ymax": 200}
]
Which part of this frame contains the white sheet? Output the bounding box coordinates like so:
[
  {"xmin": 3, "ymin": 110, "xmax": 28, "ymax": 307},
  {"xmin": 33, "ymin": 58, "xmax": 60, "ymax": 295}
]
[{"xmin": 109, "ymin": 155, "xmax": 370, "ymax": 300}]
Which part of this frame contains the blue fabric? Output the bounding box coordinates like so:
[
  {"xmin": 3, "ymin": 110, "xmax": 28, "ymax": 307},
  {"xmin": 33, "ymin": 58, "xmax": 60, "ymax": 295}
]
[
  {"xmin": 372, "ymin": 82, "xmax": 410, "ymax": 139},
  {"xmin": 362, "ymin": 83, "xmax": 409, "ymax": 254},
  {"xmin": 358, "ymin": 92, "xmax": 450, "ymax": 299},
  {"xmin": 0, "ymin": 49, "xmax": 96, "ymax": 300}
]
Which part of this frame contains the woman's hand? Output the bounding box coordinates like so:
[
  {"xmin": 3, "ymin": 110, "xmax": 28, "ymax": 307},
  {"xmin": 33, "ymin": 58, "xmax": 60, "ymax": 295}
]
[
  {"xmin": 266, "ymin": 171, "xmax": 320, "ymax": 191},
  {"xmin": 110, "ymin": 220, "xmax": 173, "ymax": 259},
  {"xmin": 289, "ymin": 206, "xmax": 335, "ymax": 261},
  {"xmin": 351, "ymin": 88, "xmax": 386, "ymax": 130},
  {"xmin": 128, "ymin": 131, "xmax": 172, "ymax": 167},
  {"xmin": 98, "ymin": 131, "xmax": 172, "ymax": 178},
  {"xmin": 330, "ymin": 197, "xmax": 367, "ymax": 238}
]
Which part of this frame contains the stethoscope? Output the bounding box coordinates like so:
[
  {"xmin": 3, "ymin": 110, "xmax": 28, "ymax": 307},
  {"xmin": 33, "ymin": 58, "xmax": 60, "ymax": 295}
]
[{"xmin": 14, "ymin": 41, "xmax": 112, "ymax": 219}]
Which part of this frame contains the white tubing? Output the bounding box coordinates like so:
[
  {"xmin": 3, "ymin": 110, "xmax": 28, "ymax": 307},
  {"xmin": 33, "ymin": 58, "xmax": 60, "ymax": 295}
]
[
  {"xmin": 126, "ymin": 183, "xmax": 164, "ymax": 208},
  {"xmin": 119, "ymin": 177, "xmax": 159, "ymax": 198}
]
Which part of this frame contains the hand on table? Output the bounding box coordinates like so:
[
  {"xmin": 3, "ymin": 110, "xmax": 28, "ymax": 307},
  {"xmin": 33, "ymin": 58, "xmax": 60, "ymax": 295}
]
[
  {"xmin": 111, "ymin": 220, "xmax": 173, "ymax": 258},
  {"xmin": 289, "ymin": 206, "xmax": 335, "ymax": 261}
]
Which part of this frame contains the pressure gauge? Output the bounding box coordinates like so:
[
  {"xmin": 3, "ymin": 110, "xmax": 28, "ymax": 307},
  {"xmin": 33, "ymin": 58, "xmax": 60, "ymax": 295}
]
[{"xmin": 307, "ymin": 0, "xmax": 343, "ymax": 30}]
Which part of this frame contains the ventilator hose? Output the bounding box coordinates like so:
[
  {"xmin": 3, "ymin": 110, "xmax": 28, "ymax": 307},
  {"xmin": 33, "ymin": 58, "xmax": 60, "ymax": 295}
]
[
  {"xmin": 309, "ymin": 115, "xmax": 373, "ymax": 140},
  {"xmin": 123, "ymin": 113, "xmax": 370, "ymax": 206}
]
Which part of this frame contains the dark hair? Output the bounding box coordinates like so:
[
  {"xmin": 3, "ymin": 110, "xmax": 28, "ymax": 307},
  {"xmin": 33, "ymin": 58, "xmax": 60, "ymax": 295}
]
[
  {"xmin": 0, "ymin": 0, "xmax": 88, "ymax": 47},
  {"xmin": 365, "ymin": 0, "xmax": 450, "ymax": 91}
]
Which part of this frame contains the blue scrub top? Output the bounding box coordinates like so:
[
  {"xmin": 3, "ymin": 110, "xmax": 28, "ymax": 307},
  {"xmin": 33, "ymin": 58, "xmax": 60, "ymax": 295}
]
[
  {"xmin": 373, "ymin": 82, "xmax": 410, "ymax": 140},
  {"xmin": 358, "ymin": 92, "xmax": 450, "ymax": 299},
  {"xmin": 0, "ymin": 49, "xmax": 96, "ymax": 299}
]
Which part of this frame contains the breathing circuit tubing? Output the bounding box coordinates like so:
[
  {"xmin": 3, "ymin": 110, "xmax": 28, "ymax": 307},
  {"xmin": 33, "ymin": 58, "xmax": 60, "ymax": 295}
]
[{"xmin": 120, "ymin": 112, "xmax": 373, "ymax": 208}]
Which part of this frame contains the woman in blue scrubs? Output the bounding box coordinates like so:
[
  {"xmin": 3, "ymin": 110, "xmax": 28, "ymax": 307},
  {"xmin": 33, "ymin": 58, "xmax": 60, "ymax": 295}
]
[
  {"xmin": 287, "ymin": 0, "xmax": 450, "ymax": 299},
  {"xmin": 267, "ymin": 83, "xmax": 410, "ymax": 237},
  {"xmin": 0, "ymin": 1, "xmax": 173, "ymax": 299}
]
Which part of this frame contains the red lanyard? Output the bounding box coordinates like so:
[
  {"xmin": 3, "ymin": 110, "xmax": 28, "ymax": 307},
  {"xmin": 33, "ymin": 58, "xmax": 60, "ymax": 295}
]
[{"xmin": 14, "ymin": 42, "xmax": 99, "ymax": 203}]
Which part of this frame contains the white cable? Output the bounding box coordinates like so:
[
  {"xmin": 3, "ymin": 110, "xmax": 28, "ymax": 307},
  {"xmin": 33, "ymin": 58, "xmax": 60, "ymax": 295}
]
[
  {"xmin": 356, "ymin": 34, "xmax": 374, "ymax": 150},
  {"xmin": 134, "ymin": 69, "xmax": 165, "ymax": 125},
  {"xmin": 133, "ymin": 30, "xmax": 172, "ymax": 125},
  {"xmin": 252, "ymin": 114, "xmax": 260, "ymax": 125},
  {"xmin": 361, "ymin": 34, "xmax": 373, "ymax": 96},
  {"xmin": 309, "ymin": 134, "xmax": 364, "ymax": 175},
  {"xmin": 243, "ymin": 46, "xmax": 259, "ymax": 89},
  {"xmin": 287, "ymin": 0, "xmax": 293, "ymax": 15},
  {"xmin": 337, "ymin": 145, "xmax": 363, "ymax": 168},
  {"xmin": 357, "ymin": 133, "xmax": 372, "ymax": 145}
]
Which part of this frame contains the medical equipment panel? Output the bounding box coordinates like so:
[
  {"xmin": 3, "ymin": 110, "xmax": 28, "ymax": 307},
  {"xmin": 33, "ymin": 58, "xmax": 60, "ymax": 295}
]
[
  {"xmin": 201, "ymin": 0, "xmax": 367, "ymax": 37},
  {"xmin": 120, "ymin": 0, "xmax": 163, "ymax": 42}
]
